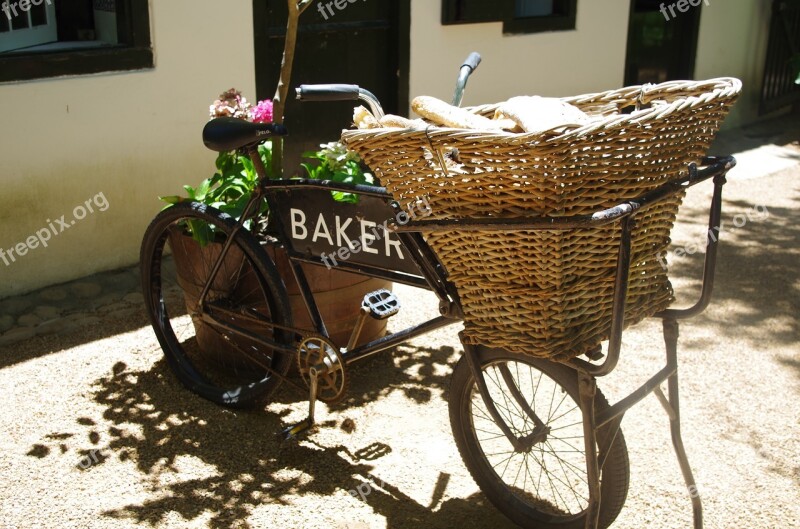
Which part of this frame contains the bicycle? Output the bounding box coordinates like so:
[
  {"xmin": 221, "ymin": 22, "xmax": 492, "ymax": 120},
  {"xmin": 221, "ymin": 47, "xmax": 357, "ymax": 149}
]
[{"xmin": 140, "ymin": 53, "xmax": 739, "ymax": 529}]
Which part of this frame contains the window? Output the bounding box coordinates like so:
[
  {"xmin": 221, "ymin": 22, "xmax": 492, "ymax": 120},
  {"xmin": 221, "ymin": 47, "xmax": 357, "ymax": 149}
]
[
  {"xmin": 442, "ymin": 0, "xmax": 577, "ymax": 34},
  {"xmin": 0, "ymin": 0, "xmax": 152, "ymax": 83}
]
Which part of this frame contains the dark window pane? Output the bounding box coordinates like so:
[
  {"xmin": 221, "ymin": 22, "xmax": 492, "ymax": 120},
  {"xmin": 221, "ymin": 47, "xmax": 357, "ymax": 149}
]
[
  {"xmin": 31, "ymin": 3, "xmax": 47, "ymax": 26},
  {"xmin": 11, "ymin": 11, "xmax": 30, "ymax": 30},
  {"xmin": 516, "ymin": 0, "xmax": 554, "ymax": 17},
  {"xmin": 0, "ymin": 12, "xmax": 9, "ymax": 32},
  {"xmin": 442, "ymin": 0, "xmax": 512, "ymax": 24}
]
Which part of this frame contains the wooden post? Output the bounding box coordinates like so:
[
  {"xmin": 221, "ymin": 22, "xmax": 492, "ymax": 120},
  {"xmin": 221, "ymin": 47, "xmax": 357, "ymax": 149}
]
[{"xmin": 270, "ymin": 0, "xmax": 314, "ymax": 179}]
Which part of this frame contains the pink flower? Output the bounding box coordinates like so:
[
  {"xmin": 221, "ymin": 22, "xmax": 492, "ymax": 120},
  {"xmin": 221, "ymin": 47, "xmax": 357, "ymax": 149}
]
[{"xmin": 250, "ymin": 99, "xmax": 274, "ymax": 124}]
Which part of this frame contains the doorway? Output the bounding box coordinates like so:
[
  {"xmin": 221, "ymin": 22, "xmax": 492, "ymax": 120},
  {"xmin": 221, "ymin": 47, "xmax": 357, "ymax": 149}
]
[
  {"xmin": 253, "ymin": 0, "xmax": 410, "ymax": 174},
  {"xmin": 624, "ymin": 0, "xmax": 703, "ymax": 85}
]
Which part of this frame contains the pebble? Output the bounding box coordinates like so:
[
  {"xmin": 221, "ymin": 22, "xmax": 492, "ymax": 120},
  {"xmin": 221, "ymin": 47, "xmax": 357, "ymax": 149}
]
[
  {"xmin": 122, "ymin": 293, "xmax": 144, "ymax": 305},
  {"xmin": 36, "ymin": 318, "xmax": 70, "ymax": 336},
  {"xmin": 34, "ymin": 306, "xmax": 62, "ymax": 320},
  {"xmin": 92, "ymin": 293, "xmax": 122, "ymax": 310},
  {"xmin": 17, "ymin": 314, "xmax": 42, "ymax": 328},
  {"xmin": 39, "ymin": 288, "xmax": 68, "ymax": 302},
  {"xmin": 0, "ymin": 297, "xmax": 34, "ymax": 315}
]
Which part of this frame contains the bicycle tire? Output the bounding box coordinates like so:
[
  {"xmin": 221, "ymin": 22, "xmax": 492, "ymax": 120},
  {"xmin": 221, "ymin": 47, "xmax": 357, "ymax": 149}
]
[
  {"xmin": 449, "ymin": 347, "xmax": 629, "ymax": 529},
  {"xmin": 140, "ymin": 201, "xmax": 293, "ymax": 408}
]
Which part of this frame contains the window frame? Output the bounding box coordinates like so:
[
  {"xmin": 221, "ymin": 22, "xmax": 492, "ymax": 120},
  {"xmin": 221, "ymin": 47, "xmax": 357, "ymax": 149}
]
[
  {"xmin": 441, "ymin": 0, "xmax": 578, "ymax": 35},
  {"xmin": 0, "ymin": 0, "xmax": 152, "ymax": 83}
]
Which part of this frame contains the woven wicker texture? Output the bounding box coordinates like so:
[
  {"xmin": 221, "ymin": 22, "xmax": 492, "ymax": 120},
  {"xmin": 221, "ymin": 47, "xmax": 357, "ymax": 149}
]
[{"xmin": 342, "ymin": 78, "xmax": 741, "ymax": 361}]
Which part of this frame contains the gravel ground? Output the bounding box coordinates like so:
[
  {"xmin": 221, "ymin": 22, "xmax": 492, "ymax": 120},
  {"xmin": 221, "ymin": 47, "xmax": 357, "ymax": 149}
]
[{"xmin": 1, "ymin": 159, "xmax": 798, "ymax": 528}]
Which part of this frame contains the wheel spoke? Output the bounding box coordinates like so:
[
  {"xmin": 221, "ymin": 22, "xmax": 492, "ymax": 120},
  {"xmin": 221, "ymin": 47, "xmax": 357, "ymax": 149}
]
[
  {"xmin": 457, "ymin": 356, "xmax": 628, "ymax": 525},
  {"xmin": 142, "ymin": 205, "xmax": 292, "ymax": 408}
]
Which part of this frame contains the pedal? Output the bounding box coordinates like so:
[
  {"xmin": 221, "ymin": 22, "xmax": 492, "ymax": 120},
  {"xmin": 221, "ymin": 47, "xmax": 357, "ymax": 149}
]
[
  {"xmin": 279, "ymin": 417, "xmax": 314, "ymax": 441},
  {"xmin": 362, "ymin": 289, "xmax": 400, "ymax": 320}
]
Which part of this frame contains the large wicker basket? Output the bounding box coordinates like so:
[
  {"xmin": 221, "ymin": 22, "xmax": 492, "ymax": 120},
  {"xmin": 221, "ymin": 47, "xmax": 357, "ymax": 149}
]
[{"xmin": 342, "ymin": 78, "xmax": 741, "ymax": 361}]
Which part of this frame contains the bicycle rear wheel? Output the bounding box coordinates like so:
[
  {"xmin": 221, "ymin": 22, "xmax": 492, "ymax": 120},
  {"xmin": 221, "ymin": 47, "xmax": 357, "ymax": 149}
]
[
  {"xmin": 449, "ymin": 347, "xmax": 629, "ymax": 529},
  {"xmin": 140, "ymin": 202, "xmax": 294, "ymax": 408}
]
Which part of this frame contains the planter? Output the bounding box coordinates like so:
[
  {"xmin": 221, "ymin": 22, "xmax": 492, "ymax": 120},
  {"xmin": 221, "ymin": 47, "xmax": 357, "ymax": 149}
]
[
  {"xmin": 264, "ymin": 245, "xmax": 390, "ymax": 347},
  {"xmin": 168, "ymin": 228, "xmax": 389, "ymax": 367}
]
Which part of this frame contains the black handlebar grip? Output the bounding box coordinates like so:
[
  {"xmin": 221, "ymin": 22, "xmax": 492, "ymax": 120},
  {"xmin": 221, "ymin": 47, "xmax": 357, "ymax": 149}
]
[
  {"xmin": 296, "ymin": 84, "xmax": 361, "ymax": 102},
  {"xmin": 462, "ymin": 52, "xmax": 482, "ymax": 72}
]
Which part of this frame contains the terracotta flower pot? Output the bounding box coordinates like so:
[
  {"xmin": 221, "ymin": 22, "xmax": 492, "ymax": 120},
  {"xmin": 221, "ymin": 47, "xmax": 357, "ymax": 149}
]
[{"xmin": 168, "ymin": 228, "xmax": 389, "ymax": 367}]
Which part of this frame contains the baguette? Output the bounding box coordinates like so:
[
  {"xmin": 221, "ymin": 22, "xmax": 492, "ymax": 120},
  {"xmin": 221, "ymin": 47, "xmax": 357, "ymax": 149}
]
[
  {"xmin": 412, "ymin": 96, "xmax": 506, "ymax": 130},
  {"xmin": 379, "ymin": 114, "xmax": 427, "ymax": 129}
]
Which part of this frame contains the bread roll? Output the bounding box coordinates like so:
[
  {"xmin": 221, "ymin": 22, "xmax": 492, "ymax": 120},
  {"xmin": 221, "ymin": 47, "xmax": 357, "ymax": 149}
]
[{"xmin": 353, "ymin": 105, "xmax": 380, "ymax": 129}]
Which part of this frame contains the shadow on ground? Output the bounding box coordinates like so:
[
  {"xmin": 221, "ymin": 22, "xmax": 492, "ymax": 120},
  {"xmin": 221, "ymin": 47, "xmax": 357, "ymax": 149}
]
[
  {"xmin": 26, "ymin": 343, "xmax": 515, "ymax": 529},
  {"xmin": 666, "ymin": 190, "xmax": 800, "ymax": 349}
]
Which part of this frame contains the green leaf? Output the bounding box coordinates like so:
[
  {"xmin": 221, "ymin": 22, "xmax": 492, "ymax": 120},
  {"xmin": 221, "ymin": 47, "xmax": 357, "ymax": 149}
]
[
  {"xmin": 331, "ymin": 191, "xmax": 358, "ymax": 203},
  {"xmin": 159, "ymin": 195, "xmax": 183, "ymax": 205},
  {"xmin": 195, "ymin": 179, "xmax": 212, "ymax": 201}
]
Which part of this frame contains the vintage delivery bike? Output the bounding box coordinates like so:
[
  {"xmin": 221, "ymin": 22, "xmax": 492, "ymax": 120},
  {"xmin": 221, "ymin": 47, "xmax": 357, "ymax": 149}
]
[{"xmin": 140, "ymin": 51, "xmax": 740, "ymax": 528}]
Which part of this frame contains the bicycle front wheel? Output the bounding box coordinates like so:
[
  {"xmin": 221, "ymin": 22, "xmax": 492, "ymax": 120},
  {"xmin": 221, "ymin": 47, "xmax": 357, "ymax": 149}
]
[
  {"xmin": 449, "ymin": 347, "xmax": 629, "ymax": 529},
  {"xmin": 140, "ymin": 202, "xmax": 294, "ymax": 408}
]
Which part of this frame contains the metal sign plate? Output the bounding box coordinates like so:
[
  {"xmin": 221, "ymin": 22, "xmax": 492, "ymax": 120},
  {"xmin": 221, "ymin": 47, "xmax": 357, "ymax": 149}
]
[{"xmin": 273, "ymin": 188, "xmax": 428, "ymax": 277}]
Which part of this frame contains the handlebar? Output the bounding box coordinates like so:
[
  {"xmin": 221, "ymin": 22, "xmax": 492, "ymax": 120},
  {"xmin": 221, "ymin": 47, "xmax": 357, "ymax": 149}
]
[
  {"xmin": 296, "ymin": 52, "xmax": 483, "ymax": 119},
  {"xmin": 296, "ymin": 84, "xmax": 384, "ymax": 119},
  {"xmin": 296, "ymin": 84, "xmax": 361, "ymax": 102},
  {"xmin": 462, "ymin": 52, "xmax": 482, "ymax": 74},
  {"xmin": 453, "ymin": 52, "xmax": 482, "ymax": 107}
]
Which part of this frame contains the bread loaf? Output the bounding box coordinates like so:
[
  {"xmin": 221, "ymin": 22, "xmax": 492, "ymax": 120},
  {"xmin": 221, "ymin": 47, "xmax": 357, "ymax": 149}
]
[{"xmin": 494, "ymin": 96, "xmax": 591, "ymax": 134}]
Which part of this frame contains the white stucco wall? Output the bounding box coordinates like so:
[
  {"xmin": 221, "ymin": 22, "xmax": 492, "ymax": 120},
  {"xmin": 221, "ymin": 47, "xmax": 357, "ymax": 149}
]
[
  {"xmin": 0, "ymin": 0, "xmax": 775, "ymax": 299},
  {"xmin": 0, "ymin": 0, "xmax": 256, "ymax": 298},
  {"xmin": 695, "ymin": 0, "xmax": 772, "ymax": 126},
  {"xmin": 409, "ymin": 0, "xmax": 771, "ymax": 125},
  {"xmin": 408, "ymin": 0, "xmax": 631, "ymax": 109}
]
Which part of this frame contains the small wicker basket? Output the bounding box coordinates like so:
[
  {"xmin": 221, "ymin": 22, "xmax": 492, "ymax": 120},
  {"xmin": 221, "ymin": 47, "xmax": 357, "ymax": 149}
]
[{"xmin": 342, "ymin": 78, "xmax": 741, "ymax": 361}]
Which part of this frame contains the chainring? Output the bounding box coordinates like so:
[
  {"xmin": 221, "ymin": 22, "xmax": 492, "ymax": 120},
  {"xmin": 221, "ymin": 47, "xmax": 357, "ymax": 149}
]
[{"xmin": 296, "ymin": 336, "xmax": 348, "ymax": 404}]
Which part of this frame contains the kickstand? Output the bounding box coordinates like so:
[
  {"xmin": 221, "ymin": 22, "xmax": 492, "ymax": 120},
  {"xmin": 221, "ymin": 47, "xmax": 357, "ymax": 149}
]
[{"xmin": 279, "ymin": 363, "xmax": 321, "ymax": 441}]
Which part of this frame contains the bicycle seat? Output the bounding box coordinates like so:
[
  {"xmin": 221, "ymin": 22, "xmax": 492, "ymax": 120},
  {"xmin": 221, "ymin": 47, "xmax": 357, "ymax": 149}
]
[{"xmin": 202, "ymin": 117, "xmax": 288, "ymax": 152}]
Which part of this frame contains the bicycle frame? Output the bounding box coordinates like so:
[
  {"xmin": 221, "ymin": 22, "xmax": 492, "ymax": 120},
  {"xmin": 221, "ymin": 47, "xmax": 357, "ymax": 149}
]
[
  {"xmin": 192, "ymin": 139, "xmax": 733, "ymax": 529},
  {"xmin": 259, "ymin": 175, "xmax": 464, "ymax": 366},
  {"xmin": 185, "ymin": 68, "xmax": 738, "ymax": 528}
]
